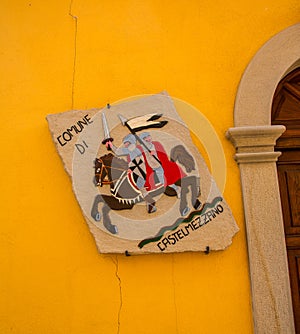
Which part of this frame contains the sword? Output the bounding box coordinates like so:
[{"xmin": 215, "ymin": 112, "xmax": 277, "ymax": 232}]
[{"xmin": 101, "ymin": 112, "xmax": 114, "ymax": 150}]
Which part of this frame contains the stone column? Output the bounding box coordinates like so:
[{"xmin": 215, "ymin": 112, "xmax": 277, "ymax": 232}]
[{"xmin": 226, "ymin": 125, "xmax": 295, "ymax": 334}]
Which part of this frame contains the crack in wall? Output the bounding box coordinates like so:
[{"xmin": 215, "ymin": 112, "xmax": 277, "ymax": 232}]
[
  {"xmin": 109, "ymin": 255, "xmax": 123, "ymax": 334},
  {"xmin": 69, "ymin": 0, "xmax": 78, "ymax": 110},
  {"xmin": 115, "ymin": 256, "xmax": 123, "ymax": 334}
]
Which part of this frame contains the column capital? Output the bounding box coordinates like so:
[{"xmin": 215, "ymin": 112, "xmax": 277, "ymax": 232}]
[{"xmin": 226, "ymin": 125, "xmax": 285, "ymax": 163}]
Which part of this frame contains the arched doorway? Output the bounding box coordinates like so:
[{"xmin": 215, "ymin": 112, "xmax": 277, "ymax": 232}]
[
  {"xmin": 272, "ymin": 67, "xmax": 300, "ymax": 333},
  {"xmin": 227, "ymin": 23, "xmax": 300, "ymax": 333}
]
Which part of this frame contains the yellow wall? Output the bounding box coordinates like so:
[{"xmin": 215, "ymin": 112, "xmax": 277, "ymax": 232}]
[{"xmin": 1, "ymin": 1, "xmax": 299, "ymax": 333}]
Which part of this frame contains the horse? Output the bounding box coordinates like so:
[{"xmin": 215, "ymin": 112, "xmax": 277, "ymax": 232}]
[{"xmin": 91, "ymin": 145, "xmax": 201, "ymax": 234}]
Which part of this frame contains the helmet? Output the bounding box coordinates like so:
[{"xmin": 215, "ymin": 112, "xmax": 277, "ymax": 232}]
[
  {"xmin": 140, "ymin": 132, "xmax": 151, "ymax": 141},
  {"xmin": 123, "ymin": 134, "xmax": 136, "ymax": 145}
]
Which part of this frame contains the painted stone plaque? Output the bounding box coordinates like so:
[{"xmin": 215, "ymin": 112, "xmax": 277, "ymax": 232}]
[{"xmin": 47, "ymin": 92, "xmax": 239, "ymax": 254}]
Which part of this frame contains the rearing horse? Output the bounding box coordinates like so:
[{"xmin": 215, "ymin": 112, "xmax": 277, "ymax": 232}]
[{"xmin": 91, "ymin": 145, "xmax": 201, "ymax": 234}]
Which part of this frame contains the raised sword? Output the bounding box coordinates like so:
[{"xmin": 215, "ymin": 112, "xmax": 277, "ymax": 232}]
[{"xmin": 101, "ymin": 112, "xmax": 114, "ymax": 149}]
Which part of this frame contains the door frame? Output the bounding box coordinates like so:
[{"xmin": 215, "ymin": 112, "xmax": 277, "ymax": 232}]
[{"xmin": 227, "ymin": 23, "xmax": 300, "ymax": 333}]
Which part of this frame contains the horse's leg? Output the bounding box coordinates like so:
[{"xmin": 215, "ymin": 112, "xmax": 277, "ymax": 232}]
[
  {"xmin": 91, "ymin": 194, "xmax": 118, "ymax": 234},
  {"xmin": 102, "ymin": 203, "xmax": 118, "ymax": 235},
  {"xmin": 91, "ymin": 194, "xmax": 103, "ymax": 222},
  {"xmin": 101, "ymin": 194, "xmax": 137, "ymax": 234},
  {"xmin": 178, "ymin": 177, "xmax": 201, "ymax": 215},
  {"xmin": 178, "ymin": 178, "xmax": 190, "ymax": 216},
  {"xmin": 144, "ymin": 193, "xmax": 157, "ymax": 214},
  {"xmin": 188, "ymin": 176, "xmax": 202, "ymax": 210}
]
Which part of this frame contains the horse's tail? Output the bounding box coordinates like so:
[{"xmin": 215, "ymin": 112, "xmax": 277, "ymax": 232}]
[{"xmin": 170, "ymin": 145, "xmax": 195, "ymax": 173}]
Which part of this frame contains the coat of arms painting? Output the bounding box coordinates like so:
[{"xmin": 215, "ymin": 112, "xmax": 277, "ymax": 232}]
[{"xmin": 47, "ymin": 92, "xmax": 239, "ymax": 254}]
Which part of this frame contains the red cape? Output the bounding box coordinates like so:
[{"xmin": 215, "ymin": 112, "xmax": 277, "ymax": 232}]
[{"xmin": 137, "ymin": 141, "xmax": 186, "ymax": 190}]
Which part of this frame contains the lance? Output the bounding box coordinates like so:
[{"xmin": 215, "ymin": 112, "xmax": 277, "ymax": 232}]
[{"xmin": 118, "ymin": 113, "xmax": 168, "ymax": 165}]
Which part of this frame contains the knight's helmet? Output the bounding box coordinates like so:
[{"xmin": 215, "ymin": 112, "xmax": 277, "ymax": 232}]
[
  {"xmin": 139, "ymin": 132, "xmax": 151, "ymax": 142},
  {"xmin": 122, "ymin": 133, "xmax": 136, "ymax": 145}
]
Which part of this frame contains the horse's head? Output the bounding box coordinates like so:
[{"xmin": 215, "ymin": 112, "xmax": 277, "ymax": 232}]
[
  {"xmin": 94, "ymin": 153, "xmax": 127, "ymax": 187},
  {"xmin": 94, "ymin": 153, "xmax": 113, "ymax": 187},
  {"xmin": 94, "ymin": 157, "xmax": 104, "ymax": 187}
]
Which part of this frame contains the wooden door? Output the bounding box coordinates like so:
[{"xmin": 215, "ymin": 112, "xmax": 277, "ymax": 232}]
[{"xmin": 272, "ymin": 67, "xmax": 300, "ymax": 333}]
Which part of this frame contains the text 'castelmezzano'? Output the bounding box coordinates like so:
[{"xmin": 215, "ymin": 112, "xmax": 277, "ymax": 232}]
[{"xmin": 157, "ymin": 203, "xmax": 224, "ymax": 251}]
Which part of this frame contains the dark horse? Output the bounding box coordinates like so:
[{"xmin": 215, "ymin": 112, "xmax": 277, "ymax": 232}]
[{"xmin": 91, "ymin": 145, "xmax": 201, "ymax": 234}]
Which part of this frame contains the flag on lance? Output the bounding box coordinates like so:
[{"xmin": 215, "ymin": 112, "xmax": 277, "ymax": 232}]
[{"xmin": 118, "ymin": 113, "xmax": 168, "ymax": 132}]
